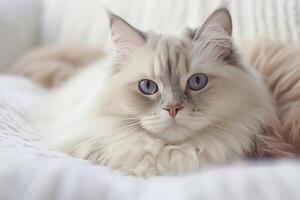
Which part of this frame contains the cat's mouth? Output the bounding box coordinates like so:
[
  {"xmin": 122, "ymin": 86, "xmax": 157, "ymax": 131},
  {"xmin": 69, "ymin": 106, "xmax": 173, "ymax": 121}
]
[
  {"xmin": 167, "ymin": 121, "xmax": 185, "ymax": 130},
  {"xmin": 144, "ymin": 119, "xmax": 195, "ymax": 143}
]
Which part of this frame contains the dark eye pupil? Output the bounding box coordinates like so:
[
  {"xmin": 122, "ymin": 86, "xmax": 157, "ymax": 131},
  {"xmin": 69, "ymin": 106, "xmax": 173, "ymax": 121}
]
[
  {"xmin": 146, "ymin": 80, "xmax": 150, "ymax": 88},
  {"xmin": 196, "ymin": 76, "xmax": 200, "ymax": 84}
]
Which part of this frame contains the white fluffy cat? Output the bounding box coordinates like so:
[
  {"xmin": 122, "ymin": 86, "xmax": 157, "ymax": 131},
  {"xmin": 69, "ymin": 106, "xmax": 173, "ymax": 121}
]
[{"xmin": 32, "ymin": 7, "xmax": 275, "ymax": 177}]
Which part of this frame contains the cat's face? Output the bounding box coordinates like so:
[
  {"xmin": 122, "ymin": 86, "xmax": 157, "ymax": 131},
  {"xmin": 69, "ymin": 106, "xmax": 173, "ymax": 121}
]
[{"xmin": 102, "ymin": 9, "xmax": 270, "ymax": 143}]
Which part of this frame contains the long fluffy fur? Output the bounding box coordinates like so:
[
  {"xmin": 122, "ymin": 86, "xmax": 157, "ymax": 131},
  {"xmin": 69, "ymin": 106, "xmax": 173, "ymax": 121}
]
[{"xmin": 243, "ymin": 40, "xmax": 300, "ymax": 156}]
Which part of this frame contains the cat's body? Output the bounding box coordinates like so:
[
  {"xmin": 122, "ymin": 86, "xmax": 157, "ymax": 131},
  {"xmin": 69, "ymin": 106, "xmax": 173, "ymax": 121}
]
[
  {"xmin": 18, "ymin": 8, "xmax": 299, "ymax": 177},
  {"xmin": 33, "ymin": 51, "xmax": 273, "ymax": 177}
]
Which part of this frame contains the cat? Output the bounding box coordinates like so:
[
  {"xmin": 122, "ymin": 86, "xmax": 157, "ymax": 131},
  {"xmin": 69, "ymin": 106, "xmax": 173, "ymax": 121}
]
[{"xmin": 27, "ymin": 7, "xmax": 279, "ymax": 177}]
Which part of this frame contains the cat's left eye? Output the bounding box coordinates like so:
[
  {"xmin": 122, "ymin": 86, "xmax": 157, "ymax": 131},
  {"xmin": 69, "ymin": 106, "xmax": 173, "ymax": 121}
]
[
  {"xmin": 187, "ymin": 73, "xmax": 208, "ymax": 90},
  {"xmin": 138, "ymin": 79, "xmax": 158, "ymax": 95}
]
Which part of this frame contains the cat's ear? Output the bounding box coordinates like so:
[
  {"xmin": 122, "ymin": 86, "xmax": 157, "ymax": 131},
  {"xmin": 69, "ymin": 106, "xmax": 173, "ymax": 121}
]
[
  {"xmin": 106, "ymin": 10, "xmax": 146, "ymax": 58},
  {"xmin": 189, "ymin": 7, "xmax": 234, "ymax": 62},
  {"xmin": 193, "ymin": 7, "xmax": 232, "ymax": 40}
]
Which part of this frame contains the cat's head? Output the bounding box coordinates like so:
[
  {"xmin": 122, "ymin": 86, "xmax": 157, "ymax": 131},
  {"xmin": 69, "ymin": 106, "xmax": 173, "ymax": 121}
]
[{"xmin": 101, "ymin": 8, "xmax": 273, "ymax": 144}]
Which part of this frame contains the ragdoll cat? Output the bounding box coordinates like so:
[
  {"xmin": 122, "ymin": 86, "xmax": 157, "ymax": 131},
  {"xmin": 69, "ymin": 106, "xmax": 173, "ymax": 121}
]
[{"xmin": 30, "ymin": 7, "xmax": 276, "ymax": 177}]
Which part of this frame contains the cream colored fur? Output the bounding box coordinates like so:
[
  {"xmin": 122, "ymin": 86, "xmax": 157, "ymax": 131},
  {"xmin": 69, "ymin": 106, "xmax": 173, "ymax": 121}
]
[
  {"xmin": 27, "ymin": 8, "xmax": 277, "ymax": 177},
  {"xmin": 13, "ymin": 44, "xmax": 104, "ymax": 88},
  {"xmin": 243, "ymin": 40, "xmax": 300, "ymax": 156}
]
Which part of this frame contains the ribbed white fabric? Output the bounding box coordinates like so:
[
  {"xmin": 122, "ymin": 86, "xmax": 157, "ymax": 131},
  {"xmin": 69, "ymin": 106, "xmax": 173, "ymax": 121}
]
[
  {"xmin": 1, "ymin": 75, "xmax": 300, "ymax": 200},
  {"xmin": 41, "ymin": 0, "xmax": 300, "ymax": 45}
]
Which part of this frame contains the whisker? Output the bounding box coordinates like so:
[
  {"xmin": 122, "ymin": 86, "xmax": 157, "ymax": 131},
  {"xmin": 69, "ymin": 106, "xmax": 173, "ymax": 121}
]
[
  {"xmin": 104, "ymin": 121, "xmax": 142, "ymax": 135},
  {"xmin": 97, "ymin": 126, "xmax": 145, "ymax": 147}
]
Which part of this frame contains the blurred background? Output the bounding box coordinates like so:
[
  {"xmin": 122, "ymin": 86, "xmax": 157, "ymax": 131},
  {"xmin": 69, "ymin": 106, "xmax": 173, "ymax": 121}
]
[{"xmin": 0, "ymin": 0, "xmax": 299, "ymax": 72}]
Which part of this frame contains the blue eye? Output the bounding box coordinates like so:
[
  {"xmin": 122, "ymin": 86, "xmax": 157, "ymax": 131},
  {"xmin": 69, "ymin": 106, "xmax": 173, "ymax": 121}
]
[
  {"xmin": 138, "ymin": 79, "xmax": 158, "ymax": 95},
  {"xmin": 187, "ymin": 73, "xmax": 208, "ymax": 90}
]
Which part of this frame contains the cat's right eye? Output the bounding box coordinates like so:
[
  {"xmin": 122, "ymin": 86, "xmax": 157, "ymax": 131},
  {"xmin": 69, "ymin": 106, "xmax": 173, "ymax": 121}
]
[{"xmin": 138, "ymin": 79, "xmax": 158, "ymax": 95}]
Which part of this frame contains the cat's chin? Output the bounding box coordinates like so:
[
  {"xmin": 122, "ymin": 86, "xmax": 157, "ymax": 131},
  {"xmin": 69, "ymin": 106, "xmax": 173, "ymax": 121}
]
[{"xmin": 146, "ymin": 122, "xmax": 197, "ymax": 143}]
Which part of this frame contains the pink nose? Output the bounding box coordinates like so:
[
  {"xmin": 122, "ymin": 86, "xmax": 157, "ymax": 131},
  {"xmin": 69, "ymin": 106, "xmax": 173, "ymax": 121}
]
[{"xmin": 163, "ymin": 104, "xmax": 184, "ymax": 117}]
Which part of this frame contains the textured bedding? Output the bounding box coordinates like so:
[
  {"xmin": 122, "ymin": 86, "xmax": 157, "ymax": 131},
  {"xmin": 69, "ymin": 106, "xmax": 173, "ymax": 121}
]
[{"xmin": 1, "ymin": 75, "xmax": 300, "ymax": 200}]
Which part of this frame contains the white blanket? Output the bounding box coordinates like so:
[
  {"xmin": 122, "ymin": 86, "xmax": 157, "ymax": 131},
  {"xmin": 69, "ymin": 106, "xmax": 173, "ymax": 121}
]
[{"xmin": 0, "ymin": 75, "xmax": 300, "ymax": 200}]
